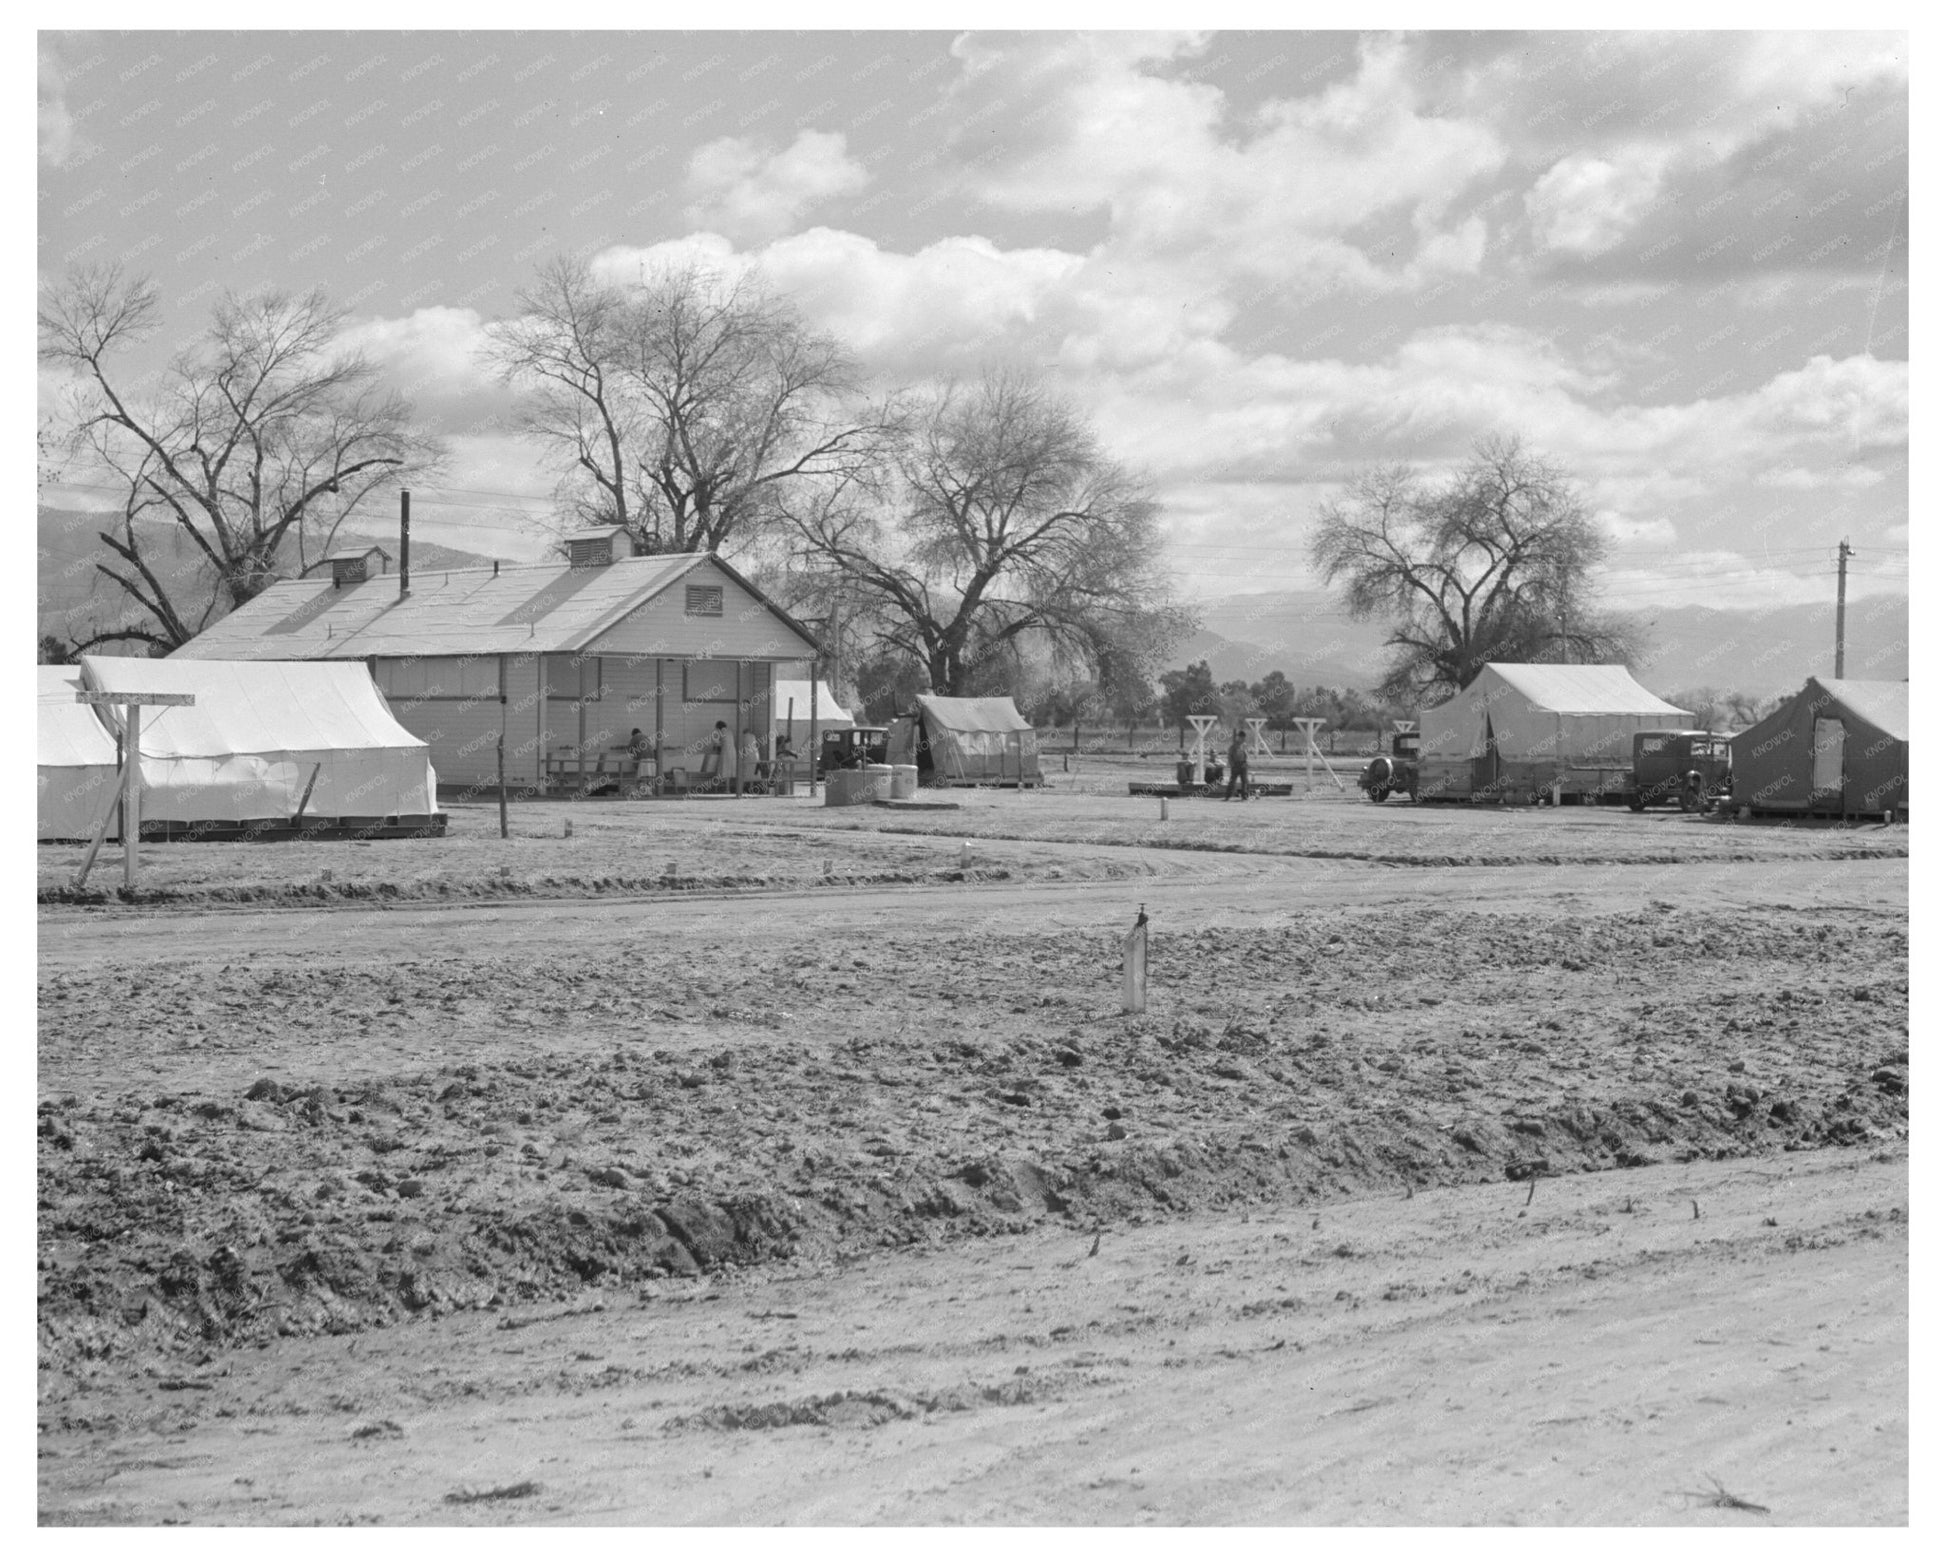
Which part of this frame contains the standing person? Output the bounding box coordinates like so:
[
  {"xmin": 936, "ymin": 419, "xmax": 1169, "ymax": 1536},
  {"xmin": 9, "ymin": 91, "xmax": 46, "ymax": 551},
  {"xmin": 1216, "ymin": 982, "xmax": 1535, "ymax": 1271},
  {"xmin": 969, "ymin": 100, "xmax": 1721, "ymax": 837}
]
[
  {"xmin": 701, "ymin": 720, "xmax": 729, "ymax": 786},
  {"xmin": 1224, "ymin": 727, "xmax": 1250, "ymax": 800},
  {"xmin": 739, "ymin": 726, "xmax": 762, "ymax": 792}
]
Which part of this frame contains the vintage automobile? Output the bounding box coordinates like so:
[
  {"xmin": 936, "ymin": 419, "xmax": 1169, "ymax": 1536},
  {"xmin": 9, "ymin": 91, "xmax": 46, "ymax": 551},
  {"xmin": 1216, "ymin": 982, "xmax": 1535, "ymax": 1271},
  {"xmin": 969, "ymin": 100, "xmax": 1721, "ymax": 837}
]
[
  {"xmin": 1361, "ymin": 729, "xmax": 1420, "ymax": 803},
  {"xmin": 816, "ymin": 725, "xmax": 889, "ymax": 775},
  {"xmin": 1627, "ymin": 729, "xmax": 1732, "ymax": 812}
]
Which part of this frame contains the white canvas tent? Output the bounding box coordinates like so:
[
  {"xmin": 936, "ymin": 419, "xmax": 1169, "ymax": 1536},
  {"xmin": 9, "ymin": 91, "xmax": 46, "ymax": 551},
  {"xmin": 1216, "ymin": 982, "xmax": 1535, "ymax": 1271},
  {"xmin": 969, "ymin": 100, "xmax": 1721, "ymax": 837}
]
[
  {"xmin": 772, "ymin": 679, "xmax": 854, "ymax": 745},
  {"xmin": 891, "ymin": 695, "xmax": 1042, "ymax": 786},
  {"xmin": 38, "ymin": 666, "xmax": 122, "ymax": 841},
  {"xmin": 82, "ymin": 656, "xmax": 438, "ymax": 824},
  {"xmin": 1419, "ymin": 664, "xmax": 1690, "ymax": 801}
]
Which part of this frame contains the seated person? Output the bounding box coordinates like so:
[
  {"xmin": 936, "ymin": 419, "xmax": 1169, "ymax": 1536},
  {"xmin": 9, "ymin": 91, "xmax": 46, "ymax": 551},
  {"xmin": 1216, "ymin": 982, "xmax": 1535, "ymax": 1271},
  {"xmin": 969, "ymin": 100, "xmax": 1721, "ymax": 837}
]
[{"xmin": 625, "ymin": 727, "xmax": 655, "ymax": 783}]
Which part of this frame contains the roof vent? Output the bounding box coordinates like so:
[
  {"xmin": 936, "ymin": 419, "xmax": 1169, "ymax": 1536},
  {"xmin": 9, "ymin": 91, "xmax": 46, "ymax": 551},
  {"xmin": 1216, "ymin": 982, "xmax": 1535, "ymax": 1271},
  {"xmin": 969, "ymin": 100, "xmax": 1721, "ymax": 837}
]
[
  {"xmin": 321, "ymin": 546, "xmax": 389, "ymax": 587},
  {"xmin": 566, "ymin": 525, "xmax": 631, "ymax": 568}
]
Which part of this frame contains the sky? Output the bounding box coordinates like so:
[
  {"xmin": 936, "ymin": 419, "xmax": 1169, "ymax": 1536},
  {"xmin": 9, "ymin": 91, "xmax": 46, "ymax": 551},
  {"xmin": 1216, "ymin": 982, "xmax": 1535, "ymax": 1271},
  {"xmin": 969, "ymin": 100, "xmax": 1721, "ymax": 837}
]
[{"xmin": 37, "ymin": 27, "xmax": 1910, "ymax": 616}]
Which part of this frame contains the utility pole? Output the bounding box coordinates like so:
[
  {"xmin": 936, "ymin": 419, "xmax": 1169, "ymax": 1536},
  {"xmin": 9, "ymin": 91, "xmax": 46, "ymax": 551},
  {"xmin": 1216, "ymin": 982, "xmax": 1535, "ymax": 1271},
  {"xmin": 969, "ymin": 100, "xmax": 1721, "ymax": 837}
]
[{"xmin": 1834, "ymin": 538, "xmax": 1852, "ymax": 679}]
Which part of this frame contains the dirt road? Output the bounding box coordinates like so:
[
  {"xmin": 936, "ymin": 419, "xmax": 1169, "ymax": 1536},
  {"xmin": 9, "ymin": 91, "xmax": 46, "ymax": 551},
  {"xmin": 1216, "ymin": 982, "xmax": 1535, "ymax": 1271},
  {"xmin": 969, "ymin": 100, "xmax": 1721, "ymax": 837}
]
[
  {"xmin": 37, "ymin": 850, "xmax": 1910, "ymax": 969},
  {"xmin": 39, "ymin": 1147, "xmax": 1907, "ymax": 1525}
]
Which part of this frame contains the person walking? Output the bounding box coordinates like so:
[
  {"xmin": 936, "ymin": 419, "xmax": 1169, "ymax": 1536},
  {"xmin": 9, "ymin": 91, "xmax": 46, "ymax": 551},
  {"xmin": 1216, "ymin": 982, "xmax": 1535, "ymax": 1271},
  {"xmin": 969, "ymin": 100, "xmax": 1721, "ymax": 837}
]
[{"xmin": 1224, "ymin": 728, "xmax": 1251, "ymax": 800}]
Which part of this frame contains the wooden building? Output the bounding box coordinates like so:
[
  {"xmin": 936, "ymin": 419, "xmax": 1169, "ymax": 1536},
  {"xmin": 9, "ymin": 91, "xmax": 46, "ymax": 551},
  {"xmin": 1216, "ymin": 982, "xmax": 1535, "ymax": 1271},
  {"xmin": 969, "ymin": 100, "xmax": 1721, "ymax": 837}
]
[{"xmin": 169, "ymin": 529, "xmax": 818, "ymax": 795}]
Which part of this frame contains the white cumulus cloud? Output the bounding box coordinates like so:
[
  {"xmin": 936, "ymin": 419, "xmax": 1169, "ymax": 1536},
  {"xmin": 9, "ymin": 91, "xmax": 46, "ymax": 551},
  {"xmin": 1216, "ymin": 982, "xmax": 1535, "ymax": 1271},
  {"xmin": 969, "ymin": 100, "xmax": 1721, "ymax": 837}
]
[
  {"xmin": 682, "ymin": 130, "xmax": 871, "ymax": 242},
  {"xmin": 1526, "ymin": 144, "xmax": 1676, "ymax": 256}
]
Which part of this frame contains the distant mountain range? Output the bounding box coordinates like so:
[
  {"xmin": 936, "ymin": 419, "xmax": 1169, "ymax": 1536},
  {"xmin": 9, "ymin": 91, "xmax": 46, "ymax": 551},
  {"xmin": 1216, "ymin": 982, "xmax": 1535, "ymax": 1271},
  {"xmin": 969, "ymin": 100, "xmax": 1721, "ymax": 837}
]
[
  {"xmin": 1176, "ymin": 587, "xmax": 1907, "ymax": 701},
  {"xmin": 40, "ymin": 506, "xmax": 1905, "ymax": 695},
  {"xmin": 37, "ymin": 507, "xmax": 506, "ymax": 651}
]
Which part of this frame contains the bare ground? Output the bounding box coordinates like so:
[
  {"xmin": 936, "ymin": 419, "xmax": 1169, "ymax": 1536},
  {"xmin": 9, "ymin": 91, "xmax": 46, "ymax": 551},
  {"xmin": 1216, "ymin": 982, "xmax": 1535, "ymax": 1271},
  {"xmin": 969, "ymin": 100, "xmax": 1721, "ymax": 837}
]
[{"xmin": 36, "ymin": 800, "xmax": 1909, "ymax": 1524}]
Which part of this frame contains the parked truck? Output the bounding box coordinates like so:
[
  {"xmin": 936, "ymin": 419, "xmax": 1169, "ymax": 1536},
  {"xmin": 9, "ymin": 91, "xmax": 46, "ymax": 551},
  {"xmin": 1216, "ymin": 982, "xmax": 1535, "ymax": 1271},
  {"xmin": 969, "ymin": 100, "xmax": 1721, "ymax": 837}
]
[
  {"xmin": 1361, "ymin": 729, "xmax": 1420, "ymax": 803},
  {"xmin": 1627, "ymin": 729, "xmax": 1732, "ymax": 812}
]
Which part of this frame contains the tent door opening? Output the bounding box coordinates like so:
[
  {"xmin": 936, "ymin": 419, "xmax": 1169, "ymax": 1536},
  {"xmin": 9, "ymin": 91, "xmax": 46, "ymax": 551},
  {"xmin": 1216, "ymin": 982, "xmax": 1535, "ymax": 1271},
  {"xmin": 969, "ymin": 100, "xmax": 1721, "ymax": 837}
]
[
  {"xmin": 1811, "ymin": 717, "xmax": 1845, "ymax": 805},
  {"xmin": 1472, "ymin": 716, "xmax": 1501, "ymax": 801}
]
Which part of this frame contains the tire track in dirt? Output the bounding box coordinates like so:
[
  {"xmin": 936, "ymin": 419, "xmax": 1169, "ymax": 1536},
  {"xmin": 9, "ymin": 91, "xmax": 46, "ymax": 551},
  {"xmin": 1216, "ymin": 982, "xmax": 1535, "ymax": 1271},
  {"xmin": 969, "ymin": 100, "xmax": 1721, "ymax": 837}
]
[{"xmin": 37, "ymin": 1147, "xmax": 1908, "ymax": 1525}]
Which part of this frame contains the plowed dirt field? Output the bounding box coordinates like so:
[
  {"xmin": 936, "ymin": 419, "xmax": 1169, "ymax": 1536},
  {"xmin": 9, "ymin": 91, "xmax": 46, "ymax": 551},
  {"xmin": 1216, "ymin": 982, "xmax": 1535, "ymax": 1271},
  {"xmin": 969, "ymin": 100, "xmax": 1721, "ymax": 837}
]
[{"xmin": 37, "ymin": 797, "xmax": 1908, "ymax": 1524}]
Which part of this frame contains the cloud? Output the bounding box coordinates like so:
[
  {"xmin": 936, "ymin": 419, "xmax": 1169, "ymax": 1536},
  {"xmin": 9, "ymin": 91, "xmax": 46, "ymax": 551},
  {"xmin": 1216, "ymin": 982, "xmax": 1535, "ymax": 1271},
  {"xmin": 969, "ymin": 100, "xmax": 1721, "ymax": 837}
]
[
  {"xmin": 590, "ymin": 229, "xmax": 1215, "ymax": 377},
  {"xmin": 1526, "ymin": 144, "xmax": 1676, "ymax": 255},
  {"xmin": 945, "ymin": 32, "xmax": 1506, "ymax": 297},
  {"xmin": 332, "ymin": 306, "xmax": 515, "ymax": 429},
  {"xmin": 681, "ymin": 129, "xmax": 871, "ymax": 241},
  {"xmin": 39, "ymin": 45, "xmax": 78, "ymax": 166},
  {"xmin": 1493, "ymin": 32, "xmax": 1907, "ymax": 264}
]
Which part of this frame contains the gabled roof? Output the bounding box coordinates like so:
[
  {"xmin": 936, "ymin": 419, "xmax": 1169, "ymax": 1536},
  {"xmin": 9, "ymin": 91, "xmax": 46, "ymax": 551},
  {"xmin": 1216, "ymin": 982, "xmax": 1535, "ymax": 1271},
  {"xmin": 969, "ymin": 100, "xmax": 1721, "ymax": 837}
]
[
  {"xmin": 1808, "ymin": 677, "xmax": 1907, "ymax": 742},
  {"xmin": 1483, "ymin": 663, "xmax": 1691, "ymax": 717},
  {"xmin": 914, "ymin": 695, "xmax": 1032, "ymax": 733},
  {"xmin": 170, "ymin": 552, "xmax": 813, "ymax": 661}
]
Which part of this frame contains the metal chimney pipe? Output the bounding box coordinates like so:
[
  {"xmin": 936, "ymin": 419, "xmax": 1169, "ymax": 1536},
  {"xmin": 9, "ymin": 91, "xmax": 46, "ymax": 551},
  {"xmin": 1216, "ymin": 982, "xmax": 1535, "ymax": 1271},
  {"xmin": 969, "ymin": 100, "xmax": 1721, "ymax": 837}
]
[{"xmin": 399, "ymin": 490, "xmax": 411, "ymax": 599}]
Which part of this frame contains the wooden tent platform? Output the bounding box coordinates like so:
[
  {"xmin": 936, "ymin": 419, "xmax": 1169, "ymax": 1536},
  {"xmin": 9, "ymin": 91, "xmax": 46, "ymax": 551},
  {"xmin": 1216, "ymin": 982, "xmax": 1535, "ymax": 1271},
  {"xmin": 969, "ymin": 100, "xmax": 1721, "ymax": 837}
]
[
  {"xmin": 1127, "ymin": 781, "xmax": 1294, "ymax": 799},
  {"xmin": 128, "ymin": 815, "xmax": 448, "ymax": 843}
]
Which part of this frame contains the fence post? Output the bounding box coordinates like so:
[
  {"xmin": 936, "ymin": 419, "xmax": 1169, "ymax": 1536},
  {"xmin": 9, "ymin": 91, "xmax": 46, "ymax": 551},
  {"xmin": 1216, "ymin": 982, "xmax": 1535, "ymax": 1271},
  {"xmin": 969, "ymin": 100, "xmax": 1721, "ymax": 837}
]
[{"xmin": 497, "ymin": 734, "xmax": 509, "ymax": 839}]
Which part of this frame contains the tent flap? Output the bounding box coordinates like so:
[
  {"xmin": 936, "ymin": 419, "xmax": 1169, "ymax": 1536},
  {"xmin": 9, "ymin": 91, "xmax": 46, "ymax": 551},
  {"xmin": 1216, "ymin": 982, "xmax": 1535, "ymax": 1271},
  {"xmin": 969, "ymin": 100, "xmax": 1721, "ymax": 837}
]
[
  {"xmin": 38, "ymin": 666, "xmax": 120, "ymax": 840},
  {"xmin": 772, "ymin": 679, "xmax": 854, "ymax": 727},
  {"xmin": 79, "ymin": 656, "xmax": 438, "ymax": 822}
]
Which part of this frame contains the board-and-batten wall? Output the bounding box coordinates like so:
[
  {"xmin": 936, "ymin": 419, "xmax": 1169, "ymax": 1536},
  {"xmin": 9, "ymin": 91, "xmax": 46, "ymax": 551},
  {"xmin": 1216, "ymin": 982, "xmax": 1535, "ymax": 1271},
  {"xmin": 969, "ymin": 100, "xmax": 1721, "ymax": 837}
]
[
  {"xmin": 367, "ymin": 560, "xmax": 804, "ymax": 788},
  {"xmin": 376, "ymin": 656, "xmax": 776, "ymax": 788}
]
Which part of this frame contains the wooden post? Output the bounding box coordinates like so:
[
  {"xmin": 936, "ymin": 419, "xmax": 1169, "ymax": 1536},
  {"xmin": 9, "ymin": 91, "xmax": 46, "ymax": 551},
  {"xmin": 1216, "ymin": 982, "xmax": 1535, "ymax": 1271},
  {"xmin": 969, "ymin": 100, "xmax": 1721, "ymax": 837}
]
[
  {"xmin": 809, "ymin": 659, "xmax": 821, "ymax": 796},
  {"xmin": 122, "ymin": 704, "xmax": 141, "ymax": 888},
  {"xmin": 734, "ymin": 661, "xmax": 746, "ymax": 798},
  {"xmin": 72, "ymin": 744, "xmax": 136, "ymax": 891},
  {"xmin": 70, "ymin": 690, "xmax": 194, "ymax": 891},
  {"xmin": 293, "ymin": 762, "xmax": 323, "ymax": 823},
  {"xmin": 1122, "ymin": 905, "xmax": 1149, "ymax": 1014},
  {"xmin": 497, "ymin": 734, "xmax": 509, "ymax": 839},
  {"xmin": 783, "ymin": 696, "xmax": 796, "ymax": 798},
  {"xmin": 577, "ymin": 663, "xmax": 589, "ymax": 793},
  {"xmin": 653, "ymin": 657, "xmax": 665, "ymax": 795},
  {"xmin": 1186, "ymin": 715, "xmax": 1219, "ymax": 786}
]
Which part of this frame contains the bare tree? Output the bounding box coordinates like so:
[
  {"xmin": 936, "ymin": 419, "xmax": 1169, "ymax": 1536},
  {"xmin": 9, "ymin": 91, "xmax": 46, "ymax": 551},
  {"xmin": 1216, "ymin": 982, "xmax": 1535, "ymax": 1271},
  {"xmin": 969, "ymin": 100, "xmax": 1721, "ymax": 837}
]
[
  {"xmin": 788, "ymin": 369, "xmax": 1196, "ymax": 696},
  {"xmin": 1310, "ymin": 435, "xmax": 1644, "ymax": 701},
  {"xmin": 486, "ymin": 258, "xmax": 891, "ymax": 555},
  {"xmin": 38, "ymin": 264, "xmax": 442, "ymax": 652}
]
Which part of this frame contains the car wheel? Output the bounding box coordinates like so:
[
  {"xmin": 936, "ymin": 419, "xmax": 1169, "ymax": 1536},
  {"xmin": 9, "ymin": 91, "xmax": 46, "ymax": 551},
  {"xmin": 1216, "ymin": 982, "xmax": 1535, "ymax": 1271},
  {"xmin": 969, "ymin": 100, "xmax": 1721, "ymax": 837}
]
[
  {"xmin": 1627, "ymin": 794, "xmax": 1646, "ymax": 812},
  {"xmin": 1366, "ymin": 786, "xmax": 1388, "ymax": 803}
]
